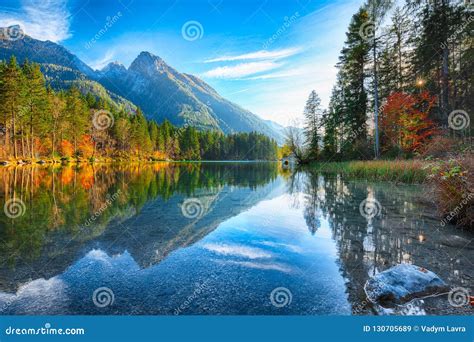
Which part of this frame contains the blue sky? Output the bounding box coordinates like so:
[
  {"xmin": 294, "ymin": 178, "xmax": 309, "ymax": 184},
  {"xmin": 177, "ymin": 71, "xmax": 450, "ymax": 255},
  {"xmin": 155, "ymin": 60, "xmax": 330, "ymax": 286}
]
[{"xmin": 0, "ymin": 0, "xmax": 362, "ymax": 126}]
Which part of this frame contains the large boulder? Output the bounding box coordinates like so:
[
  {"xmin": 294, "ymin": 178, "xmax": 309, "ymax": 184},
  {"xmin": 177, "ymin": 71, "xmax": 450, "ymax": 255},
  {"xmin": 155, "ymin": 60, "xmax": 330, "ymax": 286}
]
[{"xmin": 364, "ymin": 264, "xmax": 449, "ymax": 307}]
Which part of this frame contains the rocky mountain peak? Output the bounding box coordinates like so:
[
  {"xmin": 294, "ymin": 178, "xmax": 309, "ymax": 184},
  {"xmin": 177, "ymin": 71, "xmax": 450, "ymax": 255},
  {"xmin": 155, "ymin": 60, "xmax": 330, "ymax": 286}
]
[
  {"xmin": 101, "ymin": 61, "xmax": 127, "ymax": 75},
  {"xmin": 129, "ymin": 51, "xmax": 170, "ymax": 75}
]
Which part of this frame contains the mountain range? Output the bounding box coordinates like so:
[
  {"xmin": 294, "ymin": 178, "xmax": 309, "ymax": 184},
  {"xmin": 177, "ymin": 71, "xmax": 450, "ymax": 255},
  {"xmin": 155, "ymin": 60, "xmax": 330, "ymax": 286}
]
[{"xmin": 0, "ymin": 25, "xmax": 285, "ymax": 144}]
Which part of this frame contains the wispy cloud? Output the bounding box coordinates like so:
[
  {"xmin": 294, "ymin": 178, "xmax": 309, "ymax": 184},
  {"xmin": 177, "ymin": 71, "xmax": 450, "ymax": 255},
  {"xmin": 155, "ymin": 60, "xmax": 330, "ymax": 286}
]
[
  {"xmin": 202, "ymin": 61, "xmax": 282, "ymax": 79},
  {"xmin": 243, "ymin": 68, "xmax": 306, "ymax": 81},
  {"xmin": 202, "ymin": 243, "xmax": 272, "ymax": 259},
  {"xmin": 218, "ymin": 260, "xmax": 293, "ymax": 273},
  {"xmin": 225, "ymin": 88, "xmax": 250, "ymax": 96},
  {"xmin": 0, "ymin": 0, "xmax": 71, "ymax": 42},
  {"xmin": 205, "ymin": 47, "xmax": 302, "ymax": 63},
  {"xmin": 88, "ymin": 50, "xmax": 117, "ymax": 70}
]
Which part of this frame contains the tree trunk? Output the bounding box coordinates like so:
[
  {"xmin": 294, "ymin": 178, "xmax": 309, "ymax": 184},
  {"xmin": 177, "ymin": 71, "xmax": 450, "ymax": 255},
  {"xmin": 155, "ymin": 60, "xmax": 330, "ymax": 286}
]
[
  {"xmin": 21, "ymin": 130, "xmax": 25, "ymax": 159},
  {"xmin": 52, "ymin": 129, "xmax": 56, "ymax": 157},
  {"xmin": 11, "ymin": 105, "xmax": 17, "ymax": 159},
  {"xmin": 441, "ymin": 46, "xmax": 449, "ymax": 119},
  {"xmin": 373, "ymin": 41, "xmax": 380, "ymax": 159},
  {"xmin": 30, "ymin": 125, "xmax": 34, "ymax": 160}
]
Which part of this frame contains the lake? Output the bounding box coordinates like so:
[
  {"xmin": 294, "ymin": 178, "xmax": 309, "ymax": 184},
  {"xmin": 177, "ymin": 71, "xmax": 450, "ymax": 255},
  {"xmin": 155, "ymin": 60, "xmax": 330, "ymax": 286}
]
[{"xmin": 0, "ymin": 162, "xmax": 472, "ymax": 315}]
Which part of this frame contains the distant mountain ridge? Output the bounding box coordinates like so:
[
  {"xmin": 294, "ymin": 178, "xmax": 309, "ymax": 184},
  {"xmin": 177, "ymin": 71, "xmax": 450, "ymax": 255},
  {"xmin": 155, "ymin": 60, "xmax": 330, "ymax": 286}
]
[{"xmin": 0, "ymin": 26, "xmax": 285, "ymax": 144}]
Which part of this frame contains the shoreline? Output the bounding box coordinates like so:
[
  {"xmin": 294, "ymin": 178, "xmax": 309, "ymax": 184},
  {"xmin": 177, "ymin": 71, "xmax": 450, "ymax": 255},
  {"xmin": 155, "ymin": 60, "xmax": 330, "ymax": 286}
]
[{"xmin": 0, "ymin": 158, "xmax": 280, "ymax": 166}]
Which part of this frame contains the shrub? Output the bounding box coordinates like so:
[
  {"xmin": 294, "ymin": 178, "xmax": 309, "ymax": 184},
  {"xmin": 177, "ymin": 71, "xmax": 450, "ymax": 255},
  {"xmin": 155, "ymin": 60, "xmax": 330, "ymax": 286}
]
[
  {"xmin": 427, "ymin": 154, "xmax": 473, "ymax": 229},
  {"xmin": 420, "ymin": 134, "xmax": 456, "ymax": 159}
]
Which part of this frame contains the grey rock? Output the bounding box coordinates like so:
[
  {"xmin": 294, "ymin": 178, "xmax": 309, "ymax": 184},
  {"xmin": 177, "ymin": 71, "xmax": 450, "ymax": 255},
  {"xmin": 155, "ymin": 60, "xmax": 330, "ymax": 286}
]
[{"xmin": 365, "ymin": 264, "xmax": 449, "ymax": 307}]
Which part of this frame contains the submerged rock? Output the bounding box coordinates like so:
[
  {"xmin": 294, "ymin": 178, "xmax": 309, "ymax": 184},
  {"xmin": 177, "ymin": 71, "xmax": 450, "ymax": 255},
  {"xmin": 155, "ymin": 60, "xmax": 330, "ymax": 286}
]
[{"xmin": 365, "ymin": 264, "xmax": 449, "ymax": 307}]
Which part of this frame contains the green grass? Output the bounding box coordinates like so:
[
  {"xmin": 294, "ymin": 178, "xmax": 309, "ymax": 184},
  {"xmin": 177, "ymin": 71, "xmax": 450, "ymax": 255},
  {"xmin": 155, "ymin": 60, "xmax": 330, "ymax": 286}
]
[{"xmin": 307, "ymin": 160, "xmax": 428, "ymax": 183}]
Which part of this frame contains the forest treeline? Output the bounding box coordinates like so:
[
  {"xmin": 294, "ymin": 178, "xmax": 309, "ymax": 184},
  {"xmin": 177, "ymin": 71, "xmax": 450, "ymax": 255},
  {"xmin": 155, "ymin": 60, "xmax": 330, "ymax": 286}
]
[
  {"xmin": 0, "ymin": 57, "xmax": 278, "ymax": 162},
  {"xmin": 287, "ymin": 0, "xmax": 472, "ymax": 162}
]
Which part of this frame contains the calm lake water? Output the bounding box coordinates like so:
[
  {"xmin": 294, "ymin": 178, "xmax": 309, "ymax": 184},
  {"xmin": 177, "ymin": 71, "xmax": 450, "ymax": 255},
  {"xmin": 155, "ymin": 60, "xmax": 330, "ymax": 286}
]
[{"xmin": 0, "ymin": 162, "xmax": 472, "ymax": 315}]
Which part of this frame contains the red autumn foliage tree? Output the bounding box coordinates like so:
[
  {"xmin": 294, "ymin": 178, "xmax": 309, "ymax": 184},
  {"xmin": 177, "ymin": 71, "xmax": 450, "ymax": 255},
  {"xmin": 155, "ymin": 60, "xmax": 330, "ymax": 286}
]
[{"xmin": 380, "ymin": 91, "xmax": 437, "ymax": 154}]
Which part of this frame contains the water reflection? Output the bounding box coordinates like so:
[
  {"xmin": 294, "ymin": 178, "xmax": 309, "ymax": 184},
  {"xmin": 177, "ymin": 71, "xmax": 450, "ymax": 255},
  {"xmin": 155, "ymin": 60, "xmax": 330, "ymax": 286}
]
[
  {"xmin": 0, "ymin": 163, "xmax": 472, "ymax": 315},
  {"xmin": 287, "ymin": 169, "xmax": 473, "ymax": 315}
]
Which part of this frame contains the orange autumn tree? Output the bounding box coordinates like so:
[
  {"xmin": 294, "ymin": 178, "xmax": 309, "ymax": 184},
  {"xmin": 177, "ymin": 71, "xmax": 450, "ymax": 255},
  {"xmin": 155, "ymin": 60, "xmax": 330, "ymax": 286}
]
[
  {"xmin": 78, "ymin": 135, "xmax": 95, "ymax": 159},
  {"xmin": 60, "ymin": 140, "xmax": 74, "ymax": 157},
  {"xmin": 380, "ymin": 91, "xmax": 437, "ymax": 154}
]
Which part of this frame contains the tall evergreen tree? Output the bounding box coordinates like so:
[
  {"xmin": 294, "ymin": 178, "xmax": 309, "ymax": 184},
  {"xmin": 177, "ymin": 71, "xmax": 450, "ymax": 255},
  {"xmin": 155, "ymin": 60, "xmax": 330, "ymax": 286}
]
[
  {"xmin": 303, "ymin": 90, "xmax": 323, "ymax": 161},
  {"xmin": 22, "ymin": 62, "xmax": 49, "ymax": 159},
  {"xmin": 0, "ymin": 57, "xmax": 22, "ymax": 158}
]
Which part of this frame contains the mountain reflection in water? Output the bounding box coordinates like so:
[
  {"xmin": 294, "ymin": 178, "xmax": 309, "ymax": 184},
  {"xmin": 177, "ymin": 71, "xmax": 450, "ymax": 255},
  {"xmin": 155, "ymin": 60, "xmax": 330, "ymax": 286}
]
[{"xmin": 0, "ymin": 163, "xmax": 472, "ymax": 315}]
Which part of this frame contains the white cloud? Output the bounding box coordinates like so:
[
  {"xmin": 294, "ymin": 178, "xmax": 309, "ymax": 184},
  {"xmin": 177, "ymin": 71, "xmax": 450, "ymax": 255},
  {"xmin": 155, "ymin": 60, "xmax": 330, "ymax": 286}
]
[
  {"xmin": 0, "ymin": 0, "xmax": 71, "ymax": 42},
  {"xmin": 88, "ymin": 50, "xmax": 117, "ymax": 70},
  {"xmin": 258, "ymin": 241, "xmax": 303, "ymax": 254},
  {"xmin": 243, "ymin": 67, "xmax": 307, "ymax": 80},
  {"xmin": 202, "ymin": 243, "xmax": 272, "ymax": 259},
  {"xmin": 202, "ymin": 61, "xmax": 282, "ymax": 79},
  {"xmin": 220, "ymin": 260, "xmax": 293, "ymax": 273},
  {"xmin": 205, "ymin": 47, "xmax": 302, "ymax": 63}
]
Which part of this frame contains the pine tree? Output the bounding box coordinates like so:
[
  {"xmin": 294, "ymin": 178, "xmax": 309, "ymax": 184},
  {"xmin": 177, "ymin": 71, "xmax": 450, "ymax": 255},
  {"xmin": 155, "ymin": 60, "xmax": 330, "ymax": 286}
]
[
  {"xmin": 303, "ymin": 90, "xmax": 323, "ymax": 161},
  {"xmin": 22, "ymin": 62, "xmax": 49, "ymax": 159},
  {"xmin": 45, "ymin": 89, "xmax": 67, "ymax": 157},
  {"xmin": 337, "ymin": 8, "xmax": 371, "ymax": 158},
  {"xmin": 0, "ymin": 57, "xmax": 22, "ymax": 158},
  {"xmin": 66, "ymin": 87, "xmax": 89, "ymax": 155}
]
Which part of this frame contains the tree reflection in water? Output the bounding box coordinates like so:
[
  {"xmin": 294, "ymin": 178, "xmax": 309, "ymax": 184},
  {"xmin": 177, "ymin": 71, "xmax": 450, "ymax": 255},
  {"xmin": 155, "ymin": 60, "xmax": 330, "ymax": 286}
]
[{"xmin": 287, "ymin": 168, "xmax": 473, "ymax": 315}]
